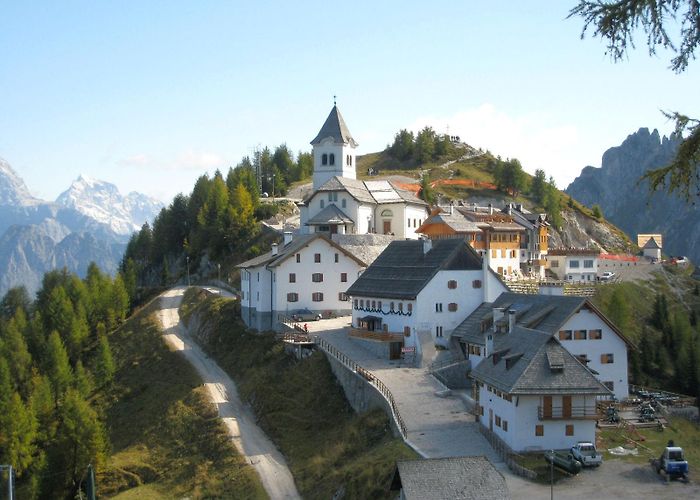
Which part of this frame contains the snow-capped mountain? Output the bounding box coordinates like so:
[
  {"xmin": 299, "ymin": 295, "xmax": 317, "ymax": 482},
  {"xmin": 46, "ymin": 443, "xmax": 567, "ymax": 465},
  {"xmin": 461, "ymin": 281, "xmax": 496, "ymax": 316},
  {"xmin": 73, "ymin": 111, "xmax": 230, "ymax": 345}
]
[
  {"xmin": 55, "ymin": 175, "xmax": 163, "ymax": 235},
  {"xmin": 0, "ymin": 157, "xmax": 41, "ymax": 206}
]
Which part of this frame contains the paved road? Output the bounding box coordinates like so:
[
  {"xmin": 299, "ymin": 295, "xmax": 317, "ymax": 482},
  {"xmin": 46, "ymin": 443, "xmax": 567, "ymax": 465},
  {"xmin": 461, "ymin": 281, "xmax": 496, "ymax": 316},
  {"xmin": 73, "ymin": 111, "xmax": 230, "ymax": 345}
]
[{"xmin": 156, "ymin": 287, "xmax": 300, "ymax": 500}]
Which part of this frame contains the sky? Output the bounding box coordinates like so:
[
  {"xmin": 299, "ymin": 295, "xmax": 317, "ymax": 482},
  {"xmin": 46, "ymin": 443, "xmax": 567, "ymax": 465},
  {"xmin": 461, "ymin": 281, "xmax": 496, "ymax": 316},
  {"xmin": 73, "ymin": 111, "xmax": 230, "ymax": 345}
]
[{"xmin": 1, "ymin": 1, "xmax": 698, "ymax": 204}]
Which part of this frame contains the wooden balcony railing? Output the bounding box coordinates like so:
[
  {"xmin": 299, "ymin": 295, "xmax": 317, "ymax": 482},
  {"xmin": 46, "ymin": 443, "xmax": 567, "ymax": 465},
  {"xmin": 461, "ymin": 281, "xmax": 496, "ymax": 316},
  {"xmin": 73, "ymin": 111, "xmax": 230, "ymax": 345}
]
[
  {"xmin": 349, "ymin": 329, "xmax": 404, "ymax": 342},
  {"xmin": 538, "ymin": 405, "xmax": 599, "ymax": 420}
]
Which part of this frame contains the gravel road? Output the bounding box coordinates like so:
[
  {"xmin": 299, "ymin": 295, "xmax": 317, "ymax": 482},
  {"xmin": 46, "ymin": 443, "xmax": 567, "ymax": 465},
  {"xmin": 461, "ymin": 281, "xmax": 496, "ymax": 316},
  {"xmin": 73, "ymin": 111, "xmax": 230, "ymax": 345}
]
[{"xmin": 156, "ymin": 287, "xmax": 300, "ymax": 500}]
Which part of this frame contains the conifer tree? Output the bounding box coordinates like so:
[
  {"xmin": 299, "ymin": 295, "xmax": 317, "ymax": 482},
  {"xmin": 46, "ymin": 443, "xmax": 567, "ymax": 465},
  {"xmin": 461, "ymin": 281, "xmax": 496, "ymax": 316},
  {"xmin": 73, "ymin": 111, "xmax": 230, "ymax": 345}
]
[
  {"xmin": 0, "ymin": 392, "xmax": 38, "ymax": 476},
  {"xmin": 93, "ymin": 334, "xmax": 115, "ymax": 388},
  {"xmin": 1, "ymin": 310, "xmax": 33, "ymax": 396},
  {"xmin": 45, "ymin": 331, "xmax": 73, "ymax": 406}
]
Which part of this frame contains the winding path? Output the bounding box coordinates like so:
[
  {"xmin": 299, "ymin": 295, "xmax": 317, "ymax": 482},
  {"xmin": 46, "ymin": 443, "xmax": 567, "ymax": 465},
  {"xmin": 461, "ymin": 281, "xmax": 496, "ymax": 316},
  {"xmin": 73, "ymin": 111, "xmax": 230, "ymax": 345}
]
[{"xmin": 155, "ymin": 287, "xmax": 300, "ymax": 500}]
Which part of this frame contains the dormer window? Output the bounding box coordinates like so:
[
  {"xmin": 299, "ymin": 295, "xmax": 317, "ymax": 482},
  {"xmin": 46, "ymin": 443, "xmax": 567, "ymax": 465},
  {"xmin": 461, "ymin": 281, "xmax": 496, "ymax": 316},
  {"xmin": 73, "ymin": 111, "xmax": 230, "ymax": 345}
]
[
  {"xmin": 329, "ymin": 153, "xmax": 335, "ymax": 165},
  {"xmin": 322, "ymin": 153, "xmax": 328, "ymax": 165}
]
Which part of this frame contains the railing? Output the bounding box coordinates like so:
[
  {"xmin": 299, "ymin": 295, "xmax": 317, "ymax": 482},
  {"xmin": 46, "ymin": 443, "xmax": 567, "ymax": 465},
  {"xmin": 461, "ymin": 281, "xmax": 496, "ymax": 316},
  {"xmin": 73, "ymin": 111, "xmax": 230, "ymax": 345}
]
[
  {"xmin": 314, "ymin": 336, "xmax": 408, "ymax": 438},
  {"xmin": 427, "ymin": 354, "xmax": 466, "ymax": 373},
  {"xmin": 348, "ymin": 329, "xmax": 403, "ymax": 342},
  {"xmin": 537, "ymin": 405, "xmax": 599, "ymax": 420},
  {"xmin": 281, "ymin": 332, "xmax": 313, "ymax": 343},
  {"xmin": 478, "ymin": 424, "xmax": 537, "ymax": 480}
]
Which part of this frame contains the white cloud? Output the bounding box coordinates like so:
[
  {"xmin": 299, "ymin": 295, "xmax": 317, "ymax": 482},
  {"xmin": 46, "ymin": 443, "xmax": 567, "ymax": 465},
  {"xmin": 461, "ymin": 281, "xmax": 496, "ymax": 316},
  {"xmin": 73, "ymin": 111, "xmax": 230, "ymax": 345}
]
[{"xmin": 408, "ymin": 103, "xmax": 586, "ymax": 188}]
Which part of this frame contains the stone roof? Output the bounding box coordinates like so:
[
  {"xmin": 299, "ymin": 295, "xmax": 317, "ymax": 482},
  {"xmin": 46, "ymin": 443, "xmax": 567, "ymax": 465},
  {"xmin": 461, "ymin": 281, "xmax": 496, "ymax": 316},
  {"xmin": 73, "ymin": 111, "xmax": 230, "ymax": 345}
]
[
  {"xmin": 306, "ymin": 176, "xmax": 428, "ymax": 207},
  {"xmin": 470, "ymin": 327, "xmax": 610, "ymax": 395},
  {"xmin": 235, "ymin": 233, "xmax": 366, "ymax": 269},
  {"xmin": 311, "ymin": 176, "xmax": 375, "ymax": 204},
  {"xmin": 331, "ymin": 234, "xmax": 393, "ymax": 268},
  {"xmin": 305, "ymin": 204, "xmax": 354, "ymax": 225},
  {"xmin": 310, "ymin": 105, "xmax": 358, "ymax": 147},
  {"xmin": 643, "ymin": 237, "xmax": 662, "ymax": 249},
  {"xmin": 346, "ymin": 238, "xmax": 482, "ymax": 299},
  {"xmin": 452, "ymin": 292, "xmax": 634, "ymax": 347},
  {"xmin": 419, "ymin": 210, "xmax": 483, "ymax": 234},
  {"xmin": 390, "ymin": 456, "xmax": 509, "ymax": 500}
]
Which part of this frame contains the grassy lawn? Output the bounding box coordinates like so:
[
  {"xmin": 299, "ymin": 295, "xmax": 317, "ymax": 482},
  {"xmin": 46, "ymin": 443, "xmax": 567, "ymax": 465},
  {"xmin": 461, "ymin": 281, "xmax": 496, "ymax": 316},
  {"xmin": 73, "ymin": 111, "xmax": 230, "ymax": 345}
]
[
  {"xmin": 97, "ymin": 298, "xmax": 267, "ymax": 499},
  {"xmin": 180, "ymin": 288, "xmax": 418, "ymax": 499},
  {"xmin": 598, "ymin": 417, "xmax": 700, "ymax": 466}
]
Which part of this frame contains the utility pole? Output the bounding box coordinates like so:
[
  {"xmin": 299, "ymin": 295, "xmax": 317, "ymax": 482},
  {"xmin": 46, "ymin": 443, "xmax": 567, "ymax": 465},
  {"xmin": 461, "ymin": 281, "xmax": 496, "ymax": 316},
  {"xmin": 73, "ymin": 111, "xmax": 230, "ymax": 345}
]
[
  {"xmin": 550, "ymin": 449, "xmax": 554, "ymax": 500},
  {"xmin": 186, "ymin": 256, "xmax": 191, "ymax": 287},
  {"xmin": 1, "ymin": 465, "xmax": 14, "ymax": 500}
]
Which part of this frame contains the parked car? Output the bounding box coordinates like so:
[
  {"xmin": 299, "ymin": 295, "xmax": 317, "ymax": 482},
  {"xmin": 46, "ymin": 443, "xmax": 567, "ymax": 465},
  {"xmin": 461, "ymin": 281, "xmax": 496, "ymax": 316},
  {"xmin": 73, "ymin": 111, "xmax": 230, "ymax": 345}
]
[
  {"xmin": 544, "ymin": 450, "xmax": 582, "ymax": 474},
  {"xmin": 290, "ymin": 308, "xmax": 322, "ymax": 321},
  {"xmin": 651, "ymin": 441, "xmax": 689, "ymax": 481},
  {"xmin": 598, "ymin": 271, "xmax": 616, "ymax": 281},
  {"xmin": 571, "ymin": 442, "xmax": 603, "ymax": 467}
]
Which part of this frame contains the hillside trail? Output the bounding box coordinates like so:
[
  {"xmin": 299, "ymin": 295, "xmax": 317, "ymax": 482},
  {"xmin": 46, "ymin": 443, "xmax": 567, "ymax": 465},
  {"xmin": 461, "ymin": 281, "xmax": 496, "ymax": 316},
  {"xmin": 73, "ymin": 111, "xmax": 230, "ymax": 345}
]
[{"xmin": 155, "ymin": 286, "xmax": 300, "ymax": 500}]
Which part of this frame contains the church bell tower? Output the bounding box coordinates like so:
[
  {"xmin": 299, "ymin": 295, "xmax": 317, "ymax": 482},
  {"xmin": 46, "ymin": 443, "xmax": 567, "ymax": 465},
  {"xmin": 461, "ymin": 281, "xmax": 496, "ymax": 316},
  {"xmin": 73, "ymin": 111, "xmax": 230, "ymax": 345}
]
[{"xmin": 310, "ymin": 103, "xmax": 358, "ymax": 189}]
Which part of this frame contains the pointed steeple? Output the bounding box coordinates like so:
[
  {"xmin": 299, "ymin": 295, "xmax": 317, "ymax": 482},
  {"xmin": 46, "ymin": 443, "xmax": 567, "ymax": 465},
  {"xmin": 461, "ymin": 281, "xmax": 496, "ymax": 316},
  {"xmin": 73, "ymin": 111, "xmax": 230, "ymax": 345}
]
[{"xmin": 310, "ymin": 105, "xmax": 358, "ymax": 147}]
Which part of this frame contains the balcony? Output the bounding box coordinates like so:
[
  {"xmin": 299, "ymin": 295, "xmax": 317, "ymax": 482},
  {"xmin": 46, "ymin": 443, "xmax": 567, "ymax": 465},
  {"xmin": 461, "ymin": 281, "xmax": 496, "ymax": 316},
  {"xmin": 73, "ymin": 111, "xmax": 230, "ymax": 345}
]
[
  {"xmin": 537, "ymin": 405, "xmax": 599, "ymax": 420},
  {"xmin": 349, "ymin": 328, "xmax": 404, "ymax": 343}
]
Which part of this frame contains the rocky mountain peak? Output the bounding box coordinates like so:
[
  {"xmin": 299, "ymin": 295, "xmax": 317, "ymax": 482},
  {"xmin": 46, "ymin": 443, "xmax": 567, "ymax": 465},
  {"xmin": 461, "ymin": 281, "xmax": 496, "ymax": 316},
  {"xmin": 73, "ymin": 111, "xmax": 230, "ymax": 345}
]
[{"xmin": 0, "ymin": 157, "xmax": 41, "ymax": 206}]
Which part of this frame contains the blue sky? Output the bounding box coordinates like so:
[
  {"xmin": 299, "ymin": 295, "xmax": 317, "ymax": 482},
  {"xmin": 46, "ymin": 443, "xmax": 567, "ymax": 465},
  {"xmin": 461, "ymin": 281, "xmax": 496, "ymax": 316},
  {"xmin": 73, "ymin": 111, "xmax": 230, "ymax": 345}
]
[{"xmin": 1, "ymin": 1, "xmax": 698, "ymax": 203}]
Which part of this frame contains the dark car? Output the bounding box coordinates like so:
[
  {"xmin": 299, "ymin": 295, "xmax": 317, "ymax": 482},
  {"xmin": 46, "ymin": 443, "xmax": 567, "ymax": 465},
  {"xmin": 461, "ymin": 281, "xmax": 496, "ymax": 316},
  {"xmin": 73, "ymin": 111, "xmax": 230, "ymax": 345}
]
[{"xmin": 291, "ymin": 308, "xmax": 322, "ymax": 321}]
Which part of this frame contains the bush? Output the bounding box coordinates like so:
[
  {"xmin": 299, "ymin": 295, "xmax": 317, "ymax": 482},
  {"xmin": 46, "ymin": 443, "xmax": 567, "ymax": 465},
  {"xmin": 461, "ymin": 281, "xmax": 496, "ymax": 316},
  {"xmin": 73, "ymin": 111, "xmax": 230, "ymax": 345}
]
[{"xmin": 254, "ymin": 203, "xmax": 279, "ymax": 221}]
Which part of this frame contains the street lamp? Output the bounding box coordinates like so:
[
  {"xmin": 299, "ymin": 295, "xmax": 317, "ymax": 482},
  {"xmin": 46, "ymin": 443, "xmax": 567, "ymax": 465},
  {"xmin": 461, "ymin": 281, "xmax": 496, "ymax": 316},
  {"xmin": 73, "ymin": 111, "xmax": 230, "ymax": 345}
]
[{"xmin": 186, "ymin": 256, "xmax": 191, "ymax": 287}]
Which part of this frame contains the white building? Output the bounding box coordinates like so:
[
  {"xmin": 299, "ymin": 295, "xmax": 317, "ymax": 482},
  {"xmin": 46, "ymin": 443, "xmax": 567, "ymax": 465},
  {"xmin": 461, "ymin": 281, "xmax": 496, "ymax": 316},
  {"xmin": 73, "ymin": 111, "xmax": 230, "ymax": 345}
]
[
  {"xmin": 547, "ymin": 249, "xmax": 600, "ymax": 282},
  {"xmin": 471, "ymin": 328, "xmax": 610, "ymax": 452},
  {"xmin": 503, "ymin": 203, "xmax": 550, "ymax": 279},
  {"xmin": 346, "ymin": 238, "xmax": 507, "ymax": 362},
  {"xmin": 237, "ymin": 232, "xmax": 367, "ymax": 331},
  {"xmin": 452, "ymin": 292, "xmax": 632, "ymax": 400},
  {"xmin": 642, "ymin": 237, "xmax": 662, "ymax": 261},
  {"xmin": 299, "ymin": 105, "xmax": 429, "ymax": 238}
]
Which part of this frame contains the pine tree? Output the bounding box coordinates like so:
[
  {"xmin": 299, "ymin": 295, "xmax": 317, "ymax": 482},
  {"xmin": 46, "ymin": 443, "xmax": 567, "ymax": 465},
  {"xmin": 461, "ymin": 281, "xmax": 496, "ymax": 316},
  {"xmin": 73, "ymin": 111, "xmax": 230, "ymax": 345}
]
[
  {"xmin": 93, "ymin": 334, "xmax": 115, "ymax": 388},
  {"xmin": 1, "ymin": 310, "xmax": 33, "ymax": 396},
  {"xmin": 45, "ymin": 331, "xmax": 73, "ymax": 406},
  {"xmin": 0, "ymin": 391, "xmax": 38, "ymax": 476},
  {"xmin": 73, "ymin": 360, "xmax": 94, "ymax": 397}
]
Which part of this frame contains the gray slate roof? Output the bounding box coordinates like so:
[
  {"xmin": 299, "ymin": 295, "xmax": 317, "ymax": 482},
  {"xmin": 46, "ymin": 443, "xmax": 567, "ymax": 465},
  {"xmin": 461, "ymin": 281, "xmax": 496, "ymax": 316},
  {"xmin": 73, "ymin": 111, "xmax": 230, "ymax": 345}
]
[
  {"xmin": 470, "ymin": 327, "xmax": 610, "ymax": 395},
  {"xmin": 346, "ymin": 238, "xmax": 482, "ymax": 299},
  {"xmin": 306, "ymin": 176, "xmax": 428, "ymax": 206},
  {"xmin": 390, "ymin": 456, "xmax": 509, "ymax": 500},
  {"xmin": 422, "ymin": 211, "xmax": 483, "ymax": 233},
  {"xmin": 310, "ymin": 105, "xmax": 358, "ymax": 146},
  {"xmin": 453, "ymin": 292, "xmax": 587, "ymax": 345},
  {"xmin": 305, "ymin": 204, "xmax": 354, "ymax": 225},
  {"xmin": 235, "ymin": 233, "xmax": 366, "ymax": 269},
  {"xmin": 643, "ymin": 237, "xmax": 662, "ymax": 249}
]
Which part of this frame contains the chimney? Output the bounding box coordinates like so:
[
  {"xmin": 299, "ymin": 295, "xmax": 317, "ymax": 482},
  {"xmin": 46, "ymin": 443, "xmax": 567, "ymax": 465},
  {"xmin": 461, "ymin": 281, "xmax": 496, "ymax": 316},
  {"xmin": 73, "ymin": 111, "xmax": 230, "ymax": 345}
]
[
  {"xmin": 508, "ymin": 309, "xmax": 516, "ymax": 333},
  {"xmin": 485, "ymin": 333, "xmax": 494, "ymax": 358},
  {"xmin": 492, "ymin": 307, "xmax": 505, "ymax": 332},
  {"xmin": 449, "ymin": 202, "xmax": 454, "ymax": 215},
  {"xmin": 488, "ymin": 203, "xmax": 493, "ymax": 215},
  {"xmin": 271, "ymin": 243, "xmax": 279, "ymax": 256},
  {"xmin": 422, "ymin": 236, "xmax": 433, "ymax": 254},
  {"xmin": 283, "ymin": 231, "xmax": 293, "ymax": 246}
]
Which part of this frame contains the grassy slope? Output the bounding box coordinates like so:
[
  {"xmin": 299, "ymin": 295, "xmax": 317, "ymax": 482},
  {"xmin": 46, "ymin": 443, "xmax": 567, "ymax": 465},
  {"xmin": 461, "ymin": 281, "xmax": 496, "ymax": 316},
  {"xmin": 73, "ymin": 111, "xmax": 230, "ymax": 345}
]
[
  {"xmin": 96, "ymin": 297, "xmax": 267, "ymax": 499},
  {"xmin": 179, "ymin": 289, "xmax": 418, "ymax": 500}
]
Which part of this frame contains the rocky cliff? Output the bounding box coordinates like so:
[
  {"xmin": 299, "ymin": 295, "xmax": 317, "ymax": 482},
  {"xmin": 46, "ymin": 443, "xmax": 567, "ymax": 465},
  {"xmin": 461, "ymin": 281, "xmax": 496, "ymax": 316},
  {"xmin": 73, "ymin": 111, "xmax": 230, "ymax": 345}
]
[{"xmin": 566, "ymin": 128, "xmax": 699, "ymax": 262}]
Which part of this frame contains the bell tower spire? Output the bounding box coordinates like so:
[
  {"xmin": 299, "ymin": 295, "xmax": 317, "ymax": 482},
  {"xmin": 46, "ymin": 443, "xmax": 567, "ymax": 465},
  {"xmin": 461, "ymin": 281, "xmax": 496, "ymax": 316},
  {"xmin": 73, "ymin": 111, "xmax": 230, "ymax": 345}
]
[{"xmin": 310, "ymin": 103, "xmax": 358, "ymax": 189}]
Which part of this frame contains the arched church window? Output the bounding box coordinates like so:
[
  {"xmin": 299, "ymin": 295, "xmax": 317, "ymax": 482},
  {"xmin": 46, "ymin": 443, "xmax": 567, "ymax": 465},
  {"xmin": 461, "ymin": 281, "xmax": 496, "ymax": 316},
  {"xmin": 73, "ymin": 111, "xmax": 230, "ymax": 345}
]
[
  {"xmin": 322, "ymin": 154, "xmax": 328, "ymax": 165},
  {"xmin": 329, "ymin": 153, "xmax": 335, "ymax": 165},
  {"xmin": 380, "ymin": 209, "xmax": 393, "ymax": 217}
]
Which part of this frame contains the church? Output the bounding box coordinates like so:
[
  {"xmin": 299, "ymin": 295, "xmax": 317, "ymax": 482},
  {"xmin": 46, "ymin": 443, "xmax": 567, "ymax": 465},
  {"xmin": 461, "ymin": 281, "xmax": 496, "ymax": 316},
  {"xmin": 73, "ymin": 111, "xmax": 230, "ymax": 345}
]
[{"xmin": 298, "ymin": 105, "xmax": 429, "ymax": 239}]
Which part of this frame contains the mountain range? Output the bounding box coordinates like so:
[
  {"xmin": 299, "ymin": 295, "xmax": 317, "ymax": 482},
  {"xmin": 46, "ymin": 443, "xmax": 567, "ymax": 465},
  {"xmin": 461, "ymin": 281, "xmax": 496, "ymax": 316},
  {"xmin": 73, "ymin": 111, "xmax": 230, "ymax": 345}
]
[
  {"xmin": 0, "ymin": 158, "xmax": 163, "ymax": 298},
  {"xmin": 566, "ymin": 128, "xmax": 700, "ymax": 263}
]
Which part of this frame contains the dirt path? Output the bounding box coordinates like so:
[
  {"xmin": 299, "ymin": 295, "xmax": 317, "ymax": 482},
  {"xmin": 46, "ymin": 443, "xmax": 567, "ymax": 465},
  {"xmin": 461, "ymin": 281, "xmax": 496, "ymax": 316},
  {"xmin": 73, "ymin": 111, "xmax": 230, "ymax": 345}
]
[{"xmin": 155, "ymin": 287, "xmax": 300, "ymax": 500}]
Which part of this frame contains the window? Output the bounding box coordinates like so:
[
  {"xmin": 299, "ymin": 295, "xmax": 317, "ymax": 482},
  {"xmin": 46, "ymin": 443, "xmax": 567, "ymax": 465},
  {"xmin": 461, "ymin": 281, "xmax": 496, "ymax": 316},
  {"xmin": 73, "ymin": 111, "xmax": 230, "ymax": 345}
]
[
  {"xmin": 334, "ymin": 253, "xmax": 339, "ymax": 263},
  {"xmin": 589, "ymin": 329, "xmax": 602, "ymax": 340},
  {"xmin": 576, "ymin": 354, "xmax": 589, "ymax": 364},
  {"xmin": 341, "ymin": 272, "xmax": 347, "ymax": 282},
  {"xmin": 390, "ymin": 302, "xmax": 395, "ymax": 311},
  {"xmin": 503, "ymin": 420, "xmax": 508, "ymax": 432},
  {"xmin": 398, "ymin": 303, "xmax": 403, "ymax": 312},
  {"xmin": 289, "ymin": 273, "xmax": 296, "ymax": 283},
  {"xmin": 354, "ymin": 299, "xmax": 358, "ymax": 308},
  {"xmin": 320, "ymin": 199, "xmax": 325, "ymax": 208},
  {"xmin": 491, "ymin": 249, "xmax": 497, "ymax": 258},
  {"xmin": 480, "ymin": 406, "xmax": 485, "ymax": 416},
  {"xmin": 436, "ymin": 326, "xmax": 443, "ymax": 337},
  {"xmin": 328, "ymin": 192, "xmax": 333, "ymax": 201},
  {"xmin": 535, "ymin": 425, "xmax": 544, "ymax": 437},
  {"xmin": 495, "ymin": 415, "xmax": 501, "ymax": 427},
  {"xmin": 314, "ymin": 253, "xmax": 321, "ymax": 263},
  {"xmin": 601, "ymin": 353, "xmax": 614, "ymax": 364},
  {"xmin": 312, "ymin": 273, "xmax": 323, "ymax": 282},
  {"xmin": 558, "ymin": 330, "xmax": 572, "ymax": 340},
  {"xmin": 378, "ymin": 301, "xmax": 382, "ymax": 310},
  {"xmin": 551, "ymin": 260, "xmax": 559, "ymax": 268},
  {"xmin": 574, "ymin": 329, "xmax": 587, "ymax": 340},
  {"xmin": 257, "ymin": 272, "xmax": 259, "ymax": 282},
  {"xmin": 603, "ymin": 381, "xmax": 615, "ymax": 391},
  {"xmin": 448, "ymin": 303, "xmax": 458, "ymax": 312},
  {"xmin": 435, "ymin": 303, "xmax": 443, "ymax": 312},
  {"xmin": 570, "ymin": 260, "xmax": 580, "ymax": 268},
  {"xmin": 322, "ymin": 153, "xmax": 328, "ymax": 165},
  {"xmin": 407, "ymin": 303, "xmax": 412, "ymax": 313},
  {"xmin": 329, "ymin": 153, "xmax": 335, "ymax": 165},
  {"xmin": 296, "ymin": 254, "xmax": 301, "ymax": 263},
  {"xmin": 404, "ymin": 326, "xmax": 411, "ymax": 337},
  {"xmin": 312, "ymin": 292, "xmax": 324, "ymax": 302},
  {"xmin": 566, "ymin": 424, "xmax": 574, "ymax": 436},
  {"xmin": 371, "ymin": 300, "xmax": 376, "ymax": 309},
  {"xmin": 360, "ymin": 299, "xmax": 364, "ymax": 307},
  {"xmin": 472, "ymin": 280, "xmax": 482, "ymax": 288},
  {"xmin": 256, "ymin": 292, "xmax": 259, "ymax": 301},
  {"xmin": 339, "ymin": 292, "xmax": 348, "ymax": 301},
  {"xmin": 413, "ymin": 218, "xmax": 417, "ymax": 227},
  {"xmin": 448, "ymin": 280, "xmax": 457, "ymax": 289},
  {"xmin": 584, "ymin": 259, "xmax": 594, "ymax": 268},
  {"xmin": 287, "ymin": 293, "xmax": 298, "ymax": 302},
  {"xmin": 341, "ymin": 199, "xmax": 346, "ymax": 208}
]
